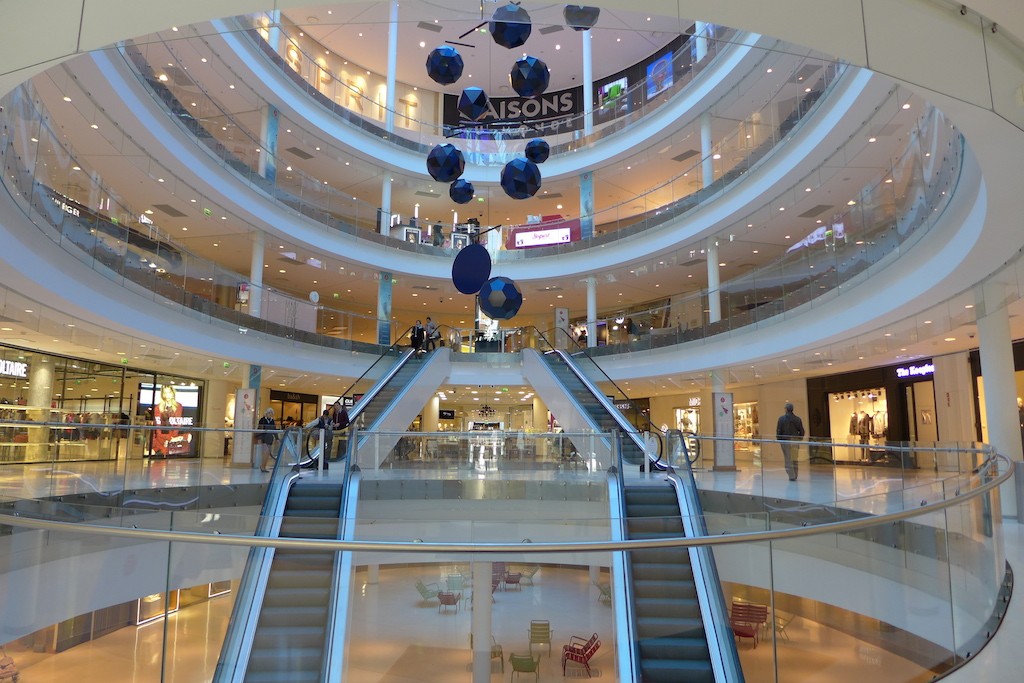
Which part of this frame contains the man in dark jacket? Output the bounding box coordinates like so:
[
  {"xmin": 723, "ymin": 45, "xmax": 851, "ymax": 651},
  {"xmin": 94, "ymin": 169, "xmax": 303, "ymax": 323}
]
[{"xmin": 776, "ymin": 402, "xmax": 805, "ymax": 481}]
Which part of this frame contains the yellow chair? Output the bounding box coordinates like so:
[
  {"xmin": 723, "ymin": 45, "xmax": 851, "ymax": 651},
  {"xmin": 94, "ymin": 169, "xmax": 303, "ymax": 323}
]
[
  {"xmin": 509, "ymin": 652, "xmax": 539, "ymax": 682},
  {"xmin": 469, "ymin": 633, "xmax": 504, "ymax": 672},
  {"xmin": 528, "ymin": 620, "xmax": 552, "ymax": 658}
]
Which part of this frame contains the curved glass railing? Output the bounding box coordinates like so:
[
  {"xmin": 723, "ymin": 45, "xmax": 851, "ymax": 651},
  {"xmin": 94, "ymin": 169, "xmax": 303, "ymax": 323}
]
[
  {"xmin": 120, "ymin": 24, "xmax": 845, "ymax": 249},
  {"xmin": 0, "ymin": 61, "xmax": 962, "ymax": 355},
  {"xmin": 0, "ymin": 425, "xmax": 1011, "ymax": 683},
  {"xmin": 238, "ymin": 15, "xmax": 739, "ymax": 155}
]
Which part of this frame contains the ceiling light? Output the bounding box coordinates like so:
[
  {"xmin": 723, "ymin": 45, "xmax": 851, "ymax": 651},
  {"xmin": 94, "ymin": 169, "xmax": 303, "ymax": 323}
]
[
  {"xmin": 766, "ymin": 68, "xmax": 773, "ymax": 73},
  {"xmin": 63, "ymin": 96, "xmax": 72, "ymax": 102},
  {"xmin": 847, "ymin": 200, "xmax": 857, "ymax": 205},
  {"xmin": 868, "ymin": 137, "xmax": 877, "ymax": 143},
  {"xmin": 944, "ymin": 337, "xmax": 956, "ymax": 342},
  {"xmin": 712, "ymin": 153, "xmax": 721, "ymax": 159},
  {"xmin": 902, "ymin": 103, "xmax": 911, "ymax": 109},
  {"xmin": 419, "ymin": 41, "xmax": 425, "ymax": 48}
]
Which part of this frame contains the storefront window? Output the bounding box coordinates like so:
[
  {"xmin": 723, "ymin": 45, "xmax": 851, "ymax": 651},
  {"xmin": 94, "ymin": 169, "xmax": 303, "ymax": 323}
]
[
  {"xmin": 828, "ymin": 388, "xmax": 888, "ymax": 462},
  {"xmin": 734, "ymin": 401, "xmax": 759, "ymax": 450}
]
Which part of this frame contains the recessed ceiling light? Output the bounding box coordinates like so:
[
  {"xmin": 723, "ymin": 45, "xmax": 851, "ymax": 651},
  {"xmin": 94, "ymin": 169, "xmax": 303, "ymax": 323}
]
[
  {"xmin": 868, "ymin": 137, "xmax": 877, "ymax": 143},
  {"xmin": 944, "ymin": 337, "xmax": 956, "ymax": 342},
  {"xmin": 902, "ymin": 103, "xmax": 911, "ymax": 109},
  {"xmin": 63, "ymin": 96, "xmax": 71, "ymax": 102},
  {"xmin": 766, "ymin": 68, "xmax": 773, "ymax": 73}
]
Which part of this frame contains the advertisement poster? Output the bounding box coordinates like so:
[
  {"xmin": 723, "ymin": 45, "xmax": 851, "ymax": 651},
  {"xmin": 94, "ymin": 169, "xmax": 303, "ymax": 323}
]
[
  {"xmin": 646, "ymin": 52, "xmax": 674, "ymax": 99},
  {"xmin": 139, "ymin": 383, "xmax": 201, "ymax": 457},
  {"xmin": 233, "ymin": 388, "xmax": 256, "ymax": 466},
  {"xmin": 555, "ymin": 308, "xmax": 570, "ymax": 350},
  {"xmin": 712, "ymin": 391, "xmax": 735, "ymax": 469}
]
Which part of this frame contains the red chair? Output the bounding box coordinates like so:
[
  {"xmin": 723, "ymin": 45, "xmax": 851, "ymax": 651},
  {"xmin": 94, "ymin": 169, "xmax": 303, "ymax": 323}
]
[
  {"xmin": 730, "ymin": 602, "xmax": 768, "ymax": 648},
  {"xmin": 503, "ymin": 572, "xmax": 522, "ymax": 590},
  {"xmin": 561, "ymin": 632, "xmax": 600, "ymax": 677},
  {"xmin": 438, "ymin": 591, "xmax": 462, "ymax": 613}
]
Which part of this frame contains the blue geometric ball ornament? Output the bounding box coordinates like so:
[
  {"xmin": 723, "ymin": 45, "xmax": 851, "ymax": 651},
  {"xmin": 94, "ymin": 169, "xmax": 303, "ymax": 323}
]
[
  {"xmin": 449, "ymin": 179, "xmax": 474, "ymax": 204},
  {"xmin": 479, "ymin": 276, "xmax": 524, "ymax": 320},
  {"xmin": 500, "ymin": 158, "xmax": 542, "ymax": 200},
  {"xmin": 510, "ymin": 56, "xmax": 550, "ymax": 98},
  {"xmin": 489, "ymin": 3, "xmax": 532, "ymax": 49},
  {"xmin": 426, "ymin": 144, "xmax": 465, "ymax": 183},
  {"xmin": 458, "ymin": 87, "xmax": 490, "ymax": 121},
  {"xmin": 563, "ymin": 5, "xmax": 601, "ymax": 31},
  {"xmin": 452, "ymin": 243, "xmax": 492, "ymax": 294},
  {"xmin": 425, "ymin": 45, "xmax": 464, "ymax": 85},
  {"xmin": 524, "ymin": 139, "xmax": 550, "ymax": 164}
]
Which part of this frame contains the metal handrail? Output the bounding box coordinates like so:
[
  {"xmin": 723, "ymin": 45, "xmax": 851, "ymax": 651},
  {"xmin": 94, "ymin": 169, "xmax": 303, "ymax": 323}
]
[{"xmin": 1, "ymin": 455, "xmax": 1011, "ymax": 552}]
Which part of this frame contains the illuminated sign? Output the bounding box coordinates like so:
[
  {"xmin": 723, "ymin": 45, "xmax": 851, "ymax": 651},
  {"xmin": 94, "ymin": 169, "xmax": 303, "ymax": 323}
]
[
  {"xmin": 688, "ymin": 396, "xmax": 702, "ymax": 407},
  {"xmin": 0, "ymin": 360, "xmax": 28, "ymax": 378},
  {"xmin": 895, "ymin": 362, "xmax": 934, "ymax": 379},
  {"xmin": 514, "ymin": 227, "xmax": 571, "ymax": 248}
]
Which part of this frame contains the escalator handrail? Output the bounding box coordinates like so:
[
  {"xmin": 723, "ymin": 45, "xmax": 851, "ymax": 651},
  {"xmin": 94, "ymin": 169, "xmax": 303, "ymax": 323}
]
[
  {"xmin": 538, "ymin": 347, "xmax": 659, "ymax": 468},
  {"xmin": 665, "ymin": 465, "xmax": 745, "ymax": 683},
  {"xmin": 214, "ymin": 429, "xmax": 303, "ymax": 683},
  {"xmin": 607, "ymin": 433, "xmax": 642, "ymax": 683},
  {"xmin": 529, "ymin": 325, "xmax": 666, "ymax": 462},
  {"xmin": 323, "ymin": 456, "xmax": 361, "ymax": 683}
]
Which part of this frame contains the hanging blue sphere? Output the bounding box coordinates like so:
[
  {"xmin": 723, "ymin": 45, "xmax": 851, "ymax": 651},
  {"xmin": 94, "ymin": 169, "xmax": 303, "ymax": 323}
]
[
  {"xmin": 452, "ymin": 243, "xmax": 492, "ymax": 294},
  {"xmin": 479, "ymin": 276, "xmax": 523, "ymax": 320},
  {"xmin": 563, "ymin": 5, "xmax": 601, "ymax": 31},
  {"xmin": 525, "ymin": 139, "xmax": 550, "ymax": 163},
  {"xmin": 500, "ymin": 158, "xmax": 542, "ymax": 200},
  {"xmin": 425, "ymin": 45, "xmax": 464, "ymax": 85},
  {"xmin": 489, "ymin": 3, "xmax": 532, "ymax": 49},
  {"xmin": 510, "ymin": 56, "xmax": 550, "ymax": 98},
  {"xmin": 450, "ymin": 179, "xmax": 474, "ymax": 204},
  {"xmin": 426, "ymin": 144, "xmax": 465, "ymax": 183},
  {"xmin": 458, "ymin": 87, "xmax": 490, "ymax": 121}
]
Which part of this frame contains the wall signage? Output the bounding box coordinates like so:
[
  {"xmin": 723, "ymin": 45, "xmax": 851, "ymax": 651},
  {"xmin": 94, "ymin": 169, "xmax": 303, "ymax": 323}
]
[
  {"xmin": 443, "ymin": 87, "xmax": 583, "ymax": 134},
  {"xmin": 895, "ymin": 362, "xmax": 934, "ymax": 380},
  {"xmin": 0, "ymin": 360, "xmax": 28, "ymax": 378},
  {"xmin": 688, "ymin": 396, "xmax": 702, "ymax": 407},
  {"xmin": 439, "ymin": 409, "xmax": 456, "ymax": 420}
]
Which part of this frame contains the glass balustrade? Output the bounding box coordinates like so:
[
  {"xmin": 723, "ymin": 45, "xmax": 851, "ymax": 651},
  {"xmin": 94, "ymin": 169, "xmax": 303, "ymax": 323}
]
[{"xmin": 0, "ymin": 424, "xmax": 1010, "ymax": 683}]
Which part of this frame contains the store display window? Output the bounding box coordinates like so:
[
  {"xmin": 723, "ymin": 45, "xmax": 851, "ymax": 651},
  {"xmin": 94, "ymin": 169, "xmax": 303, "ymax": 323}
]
[
  {"xmin": 734, "ymin": 401, "xmax": 759, "ymax": 450},
  {"xmin": 828, "ymin": 388, "xmax": 888, "ymax": 462},
  {"xmin": 674, "ymin": 402, "xmax": 700, "ymax": 434}
]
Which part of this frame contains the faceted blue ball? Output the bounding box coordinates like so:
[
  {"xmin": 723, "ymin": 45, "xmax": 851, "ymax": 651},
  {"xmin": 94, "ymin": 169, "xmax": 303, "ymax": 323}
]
[
  {"xmin": 564, "ymin": 5, "xmax": 601, "ymax": 31},
  {"xmin": 479, "ymin": 276, "xmax": 523, "ymax": 320},
  {"xmin": 426, "ymin": 45, "xmax": 464, "ymax": 85},
  {"xmin": 510, "ymin": 56, "xmax": 550, "ymax": 98},
  {"xmin": 458, "ymin": 87, "xmax": 490, "ymax": 121},
  {"xmin": 525, "ymin": 139, "xmax": 550, "ymax": 164},
  {"xmin": 500, "ymin": 158, "xmax": 542, "ymax": 200},
  {"xmin": 449, "ymin": 179, "xmax": 474, "ymax": 204},
  {"xmin": 490, "ymin": 4, "xmax": 532, "ymax": 49},
  {"xmin": 426, "ymin": 144, "xmax": 465, "ymax": 183},
  {"xmin": 452, "ymin": 243, "xmax": 492, "ymax": 294}
]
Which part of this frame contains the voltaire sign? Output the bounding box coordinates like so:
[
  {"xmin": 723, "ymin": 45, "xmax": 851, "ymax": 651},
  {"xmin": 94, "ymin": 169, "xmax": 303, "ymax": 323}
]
[{"xmin": 0, "ymin": 360, "xmax": 28, "ymax": 378}]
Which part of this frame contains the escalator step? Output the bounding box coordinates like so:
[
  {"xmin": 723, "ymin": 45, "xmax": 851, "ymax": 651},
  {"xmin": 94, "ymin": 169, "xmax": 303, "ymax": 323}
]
[
  {"xmin": 267, "ymin": 570, "xmax": 332, "ymax": 589},
  {"xmin": 286, "ymin": 496, "xmax": 342, "ymax": 512},
  {"xmin": 252, "ymin": 625, "xmax": 326, "ymax": 647},
  {"xmin": 634, "ymin": 580, "xmax": 697, "ymax": 600},
  {"xmin": 630, "ymin": 548, "xmax": 689, "ymax": 565},
  {"xmin": 246, "ymin": 646, "xmax": 323, "ymax": 673},
  {"xmin": 637, "ymin": 636, "xmax": 710, "ymax": 661},
  {"xmin": 636, "ymin": 616, "xmax": 704, "ymax": 639},
  {"xmin": 290, "ymin": 483, "xmax": 343, "ymax": 497},
  {"xmin": 262, "ymin": 587, "xmax": 331, "ymax": 608},
  {"xmin": 258, "ymin": 605, "xmax": 329, "ymax": 626},
  {"xmin": 626, "ymin": 503, "xmax": 682, "ymax": 518},
  {"xmin": 630, "ymin": 561, "xmax": 696, "ymax": 581},
  {"xmin": 635, "ymin": 597, "xmax": 702, "ymax": 619},
  {"xmin": 244, "ymin": 669, "xmax": 321, "ymax": 683},
  {"xmin": 639, "ymin": 659, "xmax": 715, "ymax": 683},
  {"xmin": 627, "ymin": 517, "xmax": 685, "ymax": 535}
]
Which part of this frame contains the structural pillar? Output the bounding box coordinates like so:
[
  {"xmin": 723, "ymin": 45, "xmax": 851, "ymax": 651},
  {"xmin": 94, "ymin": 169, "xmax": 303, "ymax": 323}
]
[
  {"xmin": 585, "ymin": 276, "xmax": 597, "ymax": 348},
  {"xmin": 471, "ymin": 561, "xmax": 494, "ymax": 683},
  {"xmin": 27, "ymin": 359, "xmax": 53, "ymax": 460},
  {"xmin": 694, "ymin": 20, "xmax": 709, "ymax": 62},
  {"xmin": 579, "ymin": 171, "xmax": 594, "ymax": 239},
  {"xmin": 582, "ymin": 30, "xmax": 594, "ymax": 136},
  {"xmin": 265, "ymin": 10, "xmax": 282, "ymax": 53},
  {"xmin": 700, "ymin": 112, "xmax": 714, "ymax": 190},
  {"xmin": 975, "ymin": 281, "xmax": 1021, "ymax": 518},
  {"xmin": 384, "ymin": 0, "xmax": 399, "ymax": 133},
  {"xmin": 710, "ymin": 369, "xmax": 736, "ymax": 471},
  {"xmin": 706, "ymin": 239, "xmax": 721, "ymax": 323},
  {"xmin": 379, "ymin": 177, "xmax": 392, "ymax": 237},
  {"xmin": 257, "ymin": 105, "xmax": 280, "ymax": 183},
  {"xmin": 377, "ymin": 271, "xmax": 393, "ymax": 346},
  {"xmin": 249, "ymin": 230, "xmax": 265, "ymax": 318},
  {"xmin": 202, "ymin": 379, "xmax": 229, "ymax": 459},
  {"xmin": 422, "ymin": 395, "xmax": 439, "ymax": 432}
]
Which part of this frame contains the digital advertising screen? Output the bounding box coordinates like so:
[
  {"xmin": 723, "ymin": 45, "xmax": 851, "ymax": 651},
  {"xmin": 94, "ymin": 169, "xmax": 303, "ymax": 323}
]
[
  {"xmin": 646, "ymin": 53, "xmax": 674, "ymax": 99},
  {"xmin": 138, "ymin": 383, "xmax": 201, "ymax": 457}
]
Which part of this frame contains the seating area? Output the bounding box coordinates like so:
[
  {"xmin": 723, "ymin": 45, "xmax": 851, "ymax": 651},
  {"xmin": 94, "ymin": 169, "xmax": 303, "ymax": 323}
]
[
  {"xmin": 528, "ymin": 620, "xmax": 552, "ymax": 658},
  {"xmin": 415, "ymin": 579, "xmax": 440, "ymax": 603},
  {"xmin": 731, "ymin": 601, "xmax": 769, "ymax": 648},
  {"xmin": 561, "ymin": 632, "xmax": 601, "ymax": 677},
  {"xmin": 438, "ymin": 591, "xmax": 462, "ymax": 613},
  {"xmin": 509, "ymin": 652, "xmax": 540, "ymax": 682},
  {"xmin": 469, "ymin": 633, "xmax": 504, "ymax": 672}
]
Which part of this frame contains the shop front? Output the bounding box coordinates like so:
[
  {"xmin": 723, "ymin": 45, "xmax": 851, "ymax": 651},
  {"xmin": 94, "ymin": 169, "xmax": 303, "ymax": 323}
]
[
  {"xmin": 0, "ymin": 343, "xmax": 207, "ymax": 464},
  {"xmin": 806, "ymin": 359, "xmax": 936, "ymax": 466}
]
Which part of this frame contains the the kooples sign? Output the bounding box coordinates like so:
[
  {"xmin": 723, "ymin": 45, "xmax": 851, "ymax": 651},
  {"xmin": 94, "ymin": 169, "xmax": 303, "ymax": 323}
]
[
  {"xmin": 0, "ymin": 359, "xmax": 28, "ymax": 379},
  {"xmin": 895, "ymin": 362, "xmax": 934, "ymax": 380},
  {"xmin": 442, "ymin": 87, "xmax": 583, "ymax": 133}
]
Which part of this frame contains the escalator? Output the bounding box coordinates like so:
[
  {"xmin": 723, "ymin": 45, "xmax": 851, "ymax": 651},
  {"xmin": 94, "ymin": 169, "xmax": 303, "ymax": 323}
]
[
  {"xmin": 625, "ymin": 483, "xmax": 715, "ymax": 683},
  {"xmin": 351, "ymin": 349, "xmax": 425, "ymax": 429},
  {"xmin": 537, "ymin": 350, "xmax": 653, "ymax": 468},
  {"xmin": 243, "ymin": 478, "xmax": 343, "ymax": 682}
]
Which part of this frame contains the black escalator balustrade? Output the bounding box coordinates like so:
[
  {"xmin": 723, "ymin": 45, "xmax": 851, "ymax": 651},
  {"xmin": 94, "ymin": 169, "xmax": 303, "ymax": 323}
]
[
  {"xmin": 625, "ymin": 484, "xmax": 714, "ymax": 683},
  {"xmin": 541, "ymin": 353, "xmax": 648, "ymax": 466},
  {"xmin": 244, "ymin": 480, "xmax": 342, "ymax": 683},
  {"xmin": 354, "ymin": 352, "xmax": 423, "ymax": 429}
]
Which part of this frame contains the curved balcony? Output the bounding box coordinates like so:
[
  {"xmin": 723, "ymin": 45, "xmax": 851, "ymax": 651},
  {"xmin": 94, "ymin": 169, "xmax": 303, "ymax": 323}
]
[
  {"xmin": 117, "ymin": 25, "xmax": 848, "ymax": 256},
  {"xmin": 0, "ymin": 423, "xmax": 1012, "ymax": 683}
]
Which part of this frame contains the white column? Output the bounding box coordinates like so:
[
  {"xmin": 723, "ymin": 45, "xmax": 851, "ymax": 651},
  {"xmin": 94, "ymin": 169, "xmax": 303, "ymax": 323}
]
[
  {"xmin": 471, "ymin": 561, "xmax": 493, "ymax": 683},
  {"xmin": 27, "ymin": 359, "xmax": 53, "ymax": 460},
  {"xmin": 694, "ymin": 20, "xmax": 709, "ymax": 62},
  {"xmin": 975, "ymin": 281, "xmax": 1021, "ymax": 518},
  {"xmin": 700, "ymin": 112, "xmax": 714, "ymax": 189},
  {"xmin": 423, "ymin": 395, "xmax": 439, "ymax": 432},
  {"xmin": 380, "ymin": 177, "xmax": 392, "ymax": 237},
  {"xmin": 249, "ymin": 230, "xmax": 265, "ymax": 318},
  {"xmin": 203, "ymin": 380, "xmax": 229, "ymax": 460},
  {"xmin": 706, "ymin": 239, "xmax": 721, "ymax": 323},
  {"xmin": 266, "ymin": 10, "xmax": 282, "ymax": 53},
  {"xmin": 710, "ymin": 369, "xmax": 736, "ymax": 471},
  {"xmin": 582, "ymin": 30, "xmax": 594, "ymax": 136},
  {"xmin": 586, "ymin": 276, "xmax": 597, "ymax": 348},
  {"xmin": 384, "ymin": 0, "xmax": 399, "ymax": 133}
]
